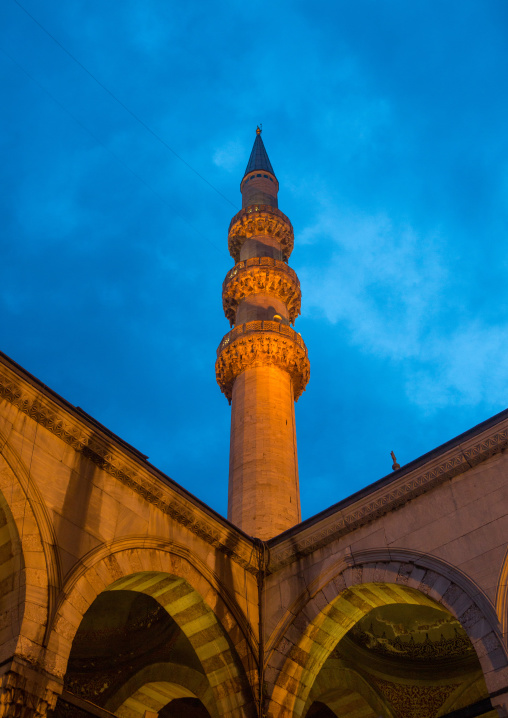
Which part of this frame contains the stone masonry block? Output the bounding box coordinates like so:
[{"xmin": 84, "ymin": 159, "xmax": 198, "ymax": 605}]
[
  {"xmin": 475, "ymin": 631, "xmax": 501, "ymax": 659},
  {"xmin": 84, "ymin": 566, "xmax": 107, "ymax": 596},
  {"xmin": 450, "ymin": 592, "xmax": 474, "ymax": 620},
  {"xmin": 322, "ymin": 579, "xmax": 338, "ymax": 606},
  {"xmin": 427, "ymin": 575, "xmax": 451, "ymax": 602},
  {"xmin": 484, "ymin": 665, "xmax": 508, "ymax": 694},
  {"xmin": 405, "ymin": 564, "xmax": 426, "ymax": 589},
  {"xmin": 483, "ymin": 646, "xmax": 508, "ymax": 672},
  {"xmin": 75, "ymin": 575, "xmax": 98, "ymax": 607},
  {"xmin": 360, "ymin": 563, "xmax": 380, "ymax": 585}
]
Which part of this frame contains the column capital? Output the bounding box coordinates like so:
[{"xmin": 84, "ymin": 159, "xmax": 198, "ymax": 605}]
[{"xmin": 0, "ymin": 659, "xmax": 62, "ymax": 718}]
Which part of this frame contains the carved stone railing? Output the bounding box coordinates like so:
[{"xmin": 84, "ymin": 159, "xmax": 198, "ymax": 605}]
[
  {"xmin": 228, "ymin": 205, "xmax": 294, "ymax": 262},
  {"xmin": 222, "ymin": 258, "xmax": 301, "ymax": 325},
  {"xmin": 217, "ymin": 321, "xmax": 307, "ymax": 355},
  {"xmin": 215, "ymin": 321, "xmax": 310, "ymax": 402}
]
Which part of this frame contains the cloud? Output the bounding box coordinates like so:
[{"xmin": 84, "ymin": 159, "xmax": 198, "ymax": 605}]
[
  {"xmin": 299, "ymin": 201, "xmax": 508, "ymax": 412},
  {"xmin": 299, "ymin": 205, "xmax": 446, "ymax": 358},
  {"xmin": 212, "ymin": 140, "xmax": 244, "ymax": 173},
  {"xmin": 406, "ymin": 323, "xmax": 508, "ymax": 411}
]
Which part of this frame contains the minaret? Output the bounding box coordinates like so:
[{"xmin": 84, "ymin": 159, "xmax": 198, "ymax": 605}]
[{"xmin": 215, "ymin": 128, "xmax": 310, "ymax": 539}]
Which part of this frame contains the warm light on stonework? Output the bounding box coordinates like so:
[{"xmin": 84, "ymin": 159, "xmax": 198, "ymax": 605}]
[
  {"xmin": 217, "ymin": 130, "xmax": 309, "ymax": 539},
  {"xmin": 222, "ymin": 258, "xmax": 301, "ymax": 326},
  {"xmin": 228, "ymin": 204, "xmax": 294, "ymax": 262},
  {"xmin": 216, "ymin": 321, "xmax": 310, "ymax": 402}
]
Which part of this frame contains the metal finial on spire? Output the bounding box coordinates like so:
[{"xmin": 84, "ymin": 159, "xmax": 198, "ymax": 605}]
[
  {"xmin": 391, "ymin": 451, "xmax": 400, "ymax": 471},
  {"xmin": 256, "ymin": 125, "xmax": 262, "ymax": 135}
]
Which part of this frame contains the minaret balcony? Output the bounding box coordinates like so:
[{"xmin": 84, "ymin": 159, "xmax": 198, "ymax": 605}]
[
  {"xmin": 215, "ymin": 320, "xmax": 310, "ymax": 402},
  {"xmin": 228, "ymin": 205, "xmax": 294, "ymax": 262},
  {"xmin": 222, "ymin": 257, "xmax": 301, "ymax": 326}
]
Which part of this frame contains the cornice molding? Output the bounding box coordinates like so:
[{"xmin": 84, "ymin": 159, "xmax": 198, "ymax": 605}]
[
  {"xmin": 222, "ymin": 258, "xmax": 301, "ymax": 325},
  {"xmin": 0, "ymin": 359, "xmax": 259, "ymax": 576},
  {"xmin": 3, "ymin": 354, "xmax": 506, "ymax": 581},
  {"xmin": 268, "ymin": 423, "xmax": 508, "ymax": 571}
]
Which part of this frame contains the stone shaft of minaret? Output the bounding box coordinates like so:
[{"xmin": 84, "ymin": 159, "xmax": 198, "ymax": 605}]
[{"xmin": 215, "ymin": 128, "xmax": 310, "ymax": 539}]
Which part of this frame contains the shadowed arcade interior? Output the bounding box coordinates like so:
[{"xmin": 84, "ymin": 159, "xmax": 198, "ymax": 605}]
[
  {"xmin": 52, "ymin": 589, "xmax": 215, "ymax": 718},
  {"xmin": 0, "ymin": 498, "xmax": 23, "ymax": 664},
  {"xmin": 303, "ymin": 597, "xmax": 496, "ymax": 718}
]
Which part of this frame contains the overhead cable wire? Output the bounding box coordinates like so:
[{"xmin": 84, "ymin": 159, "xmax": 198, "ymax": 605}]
[
  {"xmin": 0, "ymin": 46, "xmax": 224, "ymax": 254},
  {"xmin": 11, "ymin": 0, "xmax": 238, "ymax": 210}
]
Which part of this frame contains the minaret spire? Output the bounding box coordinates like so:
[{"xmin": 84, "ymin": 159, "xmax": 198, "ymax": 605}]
[
  {"xmin": 243, "ymin": 126, "xmax": 275, "ymax": 178},
  {"xmin": 215, "ymin": 130, "xmax": 310, "ymax": 539}
]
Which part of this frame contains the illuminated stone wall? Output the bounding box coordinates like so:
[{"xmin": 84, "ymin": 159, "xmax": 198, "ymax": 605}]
[{"xmin": 2, "ymin": 352, "xmax": 508, "ymax": 717}]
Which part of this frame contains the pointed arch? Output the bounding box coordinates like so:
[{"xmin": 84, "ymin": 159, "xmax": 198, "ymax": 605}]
[
  {"xmin": 438, "ymin": 674, "xmax": 494, "ymax": 717},
  {"xmin": 303, "ymin": 661, "xmax": 395, "ymax": 718},
  {"xmin": 496, "ymin": 546, "xmax": 508, "ymax": 646},
  {"xmin": 0, "ymin": 488, "xmax": 24, "ymax": 662},
  {"xmin": 104, "ymin": 662, "xmax": 218, "ymax": 718},
  {"xmin": 0, "ymin": 428, "xmax": 61, "ymax": 666},
  {"xmin": 266, "ymin": 549, "xmax": 508, "ymax": 717},
  {"xmin": 46, "ymin": 541, "xmax": 257, "ymax": 718}
]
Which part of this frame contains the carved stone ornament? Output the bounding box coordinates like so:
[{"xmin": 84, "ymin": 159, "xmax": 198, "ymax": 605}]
[
  {"xmin": 0, "ymin": 669, "xmax": 60, "ymax": 718},
  {"xmin": 349, "ymin": 624, "xmax": 475, "ymax": 661},
  {"xmin": 228, "ymin": 205, "xmax": 294, "ymax": 262},
  {"xmin": 215, "ymin": 321, "xmax": 310, "ymax": 402},
  {"xmin": 370, "ymin": 677, "xmax": 461, "ymax": 718},
  {"xmin": 222, "ymin": 258, "xmax": 301, "ymax": 325}
]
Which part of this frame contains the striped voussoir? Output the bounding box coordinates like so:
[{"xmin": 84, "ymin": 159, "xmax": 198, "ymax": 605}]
[
  {"xmin": 303, "ymin": 661, "xmax": 389, "ymax": 718},
  {"xmin": 0, "ymin": 449, "xmax": 51, "ymax": 667},
  {"xmin": 103, "ymin": 662, "xmax": 218, "ymax": 717},
  {"xmin": 267, "ymin": 558, "xmax": 507, "ymax": 718},
  {"xmin": 0, "ymin": 504, "xmax": 14, "ymax": 591},
  {"xmin": 0, "ymin": 503, "xmax": 17, "ymax": 656},
  {"xmin": 49, "ymin": 545, "xmax": 257, "ymax": 718},
  {"xmin": 105, "ymin": 572, "xmax": 251, "ymax": 716},
  {"xmin": 62, "ymin": 568, "xmax": 250, "ymax": 718}
]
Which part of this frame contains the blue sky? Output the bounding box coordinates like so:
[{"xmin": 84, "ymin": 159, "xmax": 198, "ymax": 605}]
[{"xmin": 2, "ymin": 1, "xmax": 508, "ymax": 521}]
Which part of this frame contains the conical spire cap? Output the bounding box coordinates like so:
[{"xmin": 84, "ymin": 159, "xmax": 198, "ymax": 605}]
[{"xmin": 244, "ymin": 127, "xmax": 275, "ymax": 178}]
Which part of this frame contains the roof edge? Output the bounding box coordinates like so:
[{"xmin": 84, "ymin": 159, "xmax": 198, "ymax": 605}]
[
  {"xmin": 0, "ymin": 349, "xmax": 259, "ymax": 573},
  {"xmin": 267, "ymin": 404, "xmax": 508, "ymax": 566}
]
